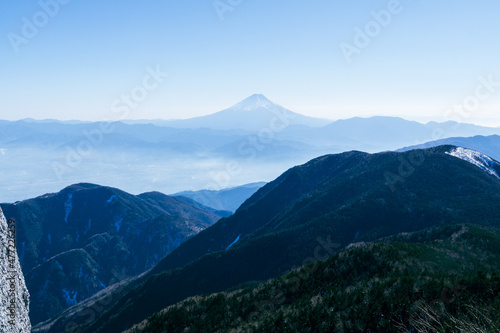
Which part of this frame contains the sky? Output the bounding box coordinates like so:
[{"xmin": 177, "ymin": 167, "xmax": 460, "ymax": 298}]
[{"xmin": 1, "ymin": 0, "xmax": 500, "ymax": 126}]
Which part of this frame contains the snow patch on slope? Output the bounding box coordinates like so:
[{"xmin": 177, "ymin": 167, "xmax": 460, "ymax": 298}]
[
  {"xmin": 55, "ymin": 261, "xmax": 63, "ymax": 271},
  {"xmin": 226, "ymin": 234, "xmax": 241, "ymax": 250},
  {"xmin": 83, "ymin": 219, "xmax": 92, "ymax": 235},
  {"xmin": 446, "ymin": 147, "xmax": 500, "ymax": 178},
  {"xmin": 62, "ymin": 289, "xmax": 78, "ymax": 306},
  {"xmin": 64, "ymin": 193, "xmax": 73, "ymax": 223},
  {"xmin": 114, "ymin": 217, "xmax": 123, "ymax": 232}
]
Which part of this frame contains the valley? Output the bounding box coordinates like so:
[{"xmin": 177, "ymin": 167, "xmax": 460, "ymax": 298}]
[
  {"xmin": 5, "ymin": 2, "xmax": 500, "ymax": 331},
  {"xmin": 27, "ymin": 145, "xmax": 500, "ymax": 333},
  {"xmin": 3, "ymin": 97, "xmax": 500, "ymax": 332},
  {"xmin": 2, "ymin": 95, "xmax": 500, "ymax": 203},
  {"xmin": 1, "ymin": 184, "xmax": 230, "ymax": 325}
]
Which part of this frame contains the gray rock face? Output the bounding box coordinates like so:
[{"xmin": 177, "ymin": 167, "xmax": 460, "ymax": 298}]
[{"xmin": 0, "ymin": 208, "xmax": 30, "ymax": 333}]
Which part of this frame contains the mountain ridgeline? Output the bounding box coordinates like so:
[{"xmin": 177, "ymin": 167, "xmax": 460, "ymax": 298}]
[
  {"xmin": 398, "ymin": 134, "xmax": 500, "ymax": 161},
  {"xmin": 0, "ymin": 184, "xmax": 230, "ymax": 325},
  {"xmin": 2, "ymin": 94, "xmax": 500, "ymax": 204},
  {"xmin": 34, "ymin": 145, "xmax": 500, "ymax": 333},
  {"xmin": 128, "ymin": 224, "xmax": 500, "ymax": 332},
  {"xmin": 173, "ymin": 182, "xmax": 266, "ymax": 212}
]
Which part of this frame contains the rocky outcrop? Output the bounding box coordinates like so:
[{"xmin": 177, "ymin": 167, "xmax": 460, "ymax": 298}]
[{"xmin": 0, "ymin": 207, "xmax": 30, "ymax": 332}]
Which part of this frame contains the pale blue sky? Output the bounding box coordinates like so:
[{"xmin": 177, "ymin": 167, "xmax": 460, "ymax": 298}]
[{"xmin": 2, "ymin": 0, "xmax": 500, "ymax": 125}]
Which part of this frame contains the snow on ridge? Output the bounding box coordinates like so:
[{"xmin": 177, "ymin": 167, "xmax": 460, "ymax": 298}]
[{"xmin": 446, "ymin": 147, "xmax": 500, "ymax": 178}]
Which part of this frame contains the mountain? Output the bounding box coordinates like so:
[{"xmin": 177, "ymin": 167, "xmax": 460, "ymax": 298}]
[
  {"xmin": 20, "ymin": 118, "xmax": 90, "ymax": 125},
  {"xmin": 2, "ymin": 113, "xmax": 500, "ymax": 203},
  {"xmin": 0, "ymin": 119, "xmax": 308, "ymax": 203},
  {"xmin": 0, "ymin": 183, "xmax": 230, "ymax": 326},
  {"xmin": 0, "ymin": 120, "xmax": 244, "ymax": 151},
  {"xmin": 162, "ymin": 94, "xmax": 330, "ymax": 131},
  {"xmin": 0, "ymin": 207, "xmax": 31, "ymax": 332},
  {"xmin": 34, "ymin": 146, "xmax": 500, "ymax": 333},
  {"xmin": 127, "ymin": 224, "xmax": 500, "ymax": 332},
  {"xmin": 277, "ymin": 116, "xmax": 500, "ymax": 152},
  {"xmin": 397, "ymin": 134, "xmax": 500, "ymax": 161},
  {"xmin": 173, "ymin": 182, "xmax": 266, "ymax": 212}
]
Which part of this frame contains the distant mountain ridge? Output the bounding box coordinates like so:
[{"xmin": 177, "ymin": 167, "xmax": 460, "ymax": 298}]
[
  {"xmin": 2, "ymin": 95, "xmax": 500, "ymax": 203},
  {"xmin": 35, "ymin": 145, "xmax": 500, "ymax": 333},
  {"xmin": 1, "ymin": 183, "xmax": 230, "ymax": 325},
  {"xmin": 397, "ymin": 134, "xmax": 500, "ymax": 161},
  {"xmin": 276, "ymin": 116, "xmax": 500, "ymax": 151},
  {"xmin": 173, "ymin": 182, "xmax": 266, "ymax": 212}
]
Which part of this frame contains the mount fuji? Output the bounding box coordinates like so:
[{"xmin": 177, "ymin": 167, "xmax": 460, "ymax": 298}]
[{"xmin": 162, "ymin": 94, "xmax": 330, "ymax": 131}]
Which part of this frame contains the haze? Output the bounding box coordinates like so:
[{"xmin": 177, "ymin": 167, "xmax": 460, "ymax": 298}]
[{"xmin": 2, "ymin": 1, "xmax": 500, "ymax": 126}]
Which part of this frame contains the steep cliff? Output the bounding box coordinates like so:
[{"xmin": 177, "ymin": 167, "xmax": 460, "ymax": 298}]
[{"xmin": 0, "ymin": 207, "xmax": 30, "ymax": 332}]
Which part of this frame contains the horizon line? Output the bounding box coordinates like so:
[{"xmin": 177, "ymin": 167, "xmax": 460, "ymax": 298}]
[{"xmin": 2, "ymin": 115, "xmax": 500, "ymax": 129}]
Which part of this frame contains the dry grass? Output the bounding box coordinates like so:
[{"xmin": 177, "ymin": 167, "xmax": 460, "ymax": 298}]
[{"xmin": 394, "ymin": 299, "xmax": 499, "ymax": 333}]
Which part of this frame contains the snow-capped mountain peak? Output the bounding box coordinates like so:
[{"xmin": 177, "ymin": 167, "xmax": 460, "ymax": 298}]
[
  {"xmin": 230, "ymin": 94, "xmax": 274, "ymax": 111},
  {"xmin": 160, "ymin": 94, "xmax": 329, "ymax": 130},
  {"xmin": 446, "ymin": 147, "xmax": 500, "ymax": 178}
]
